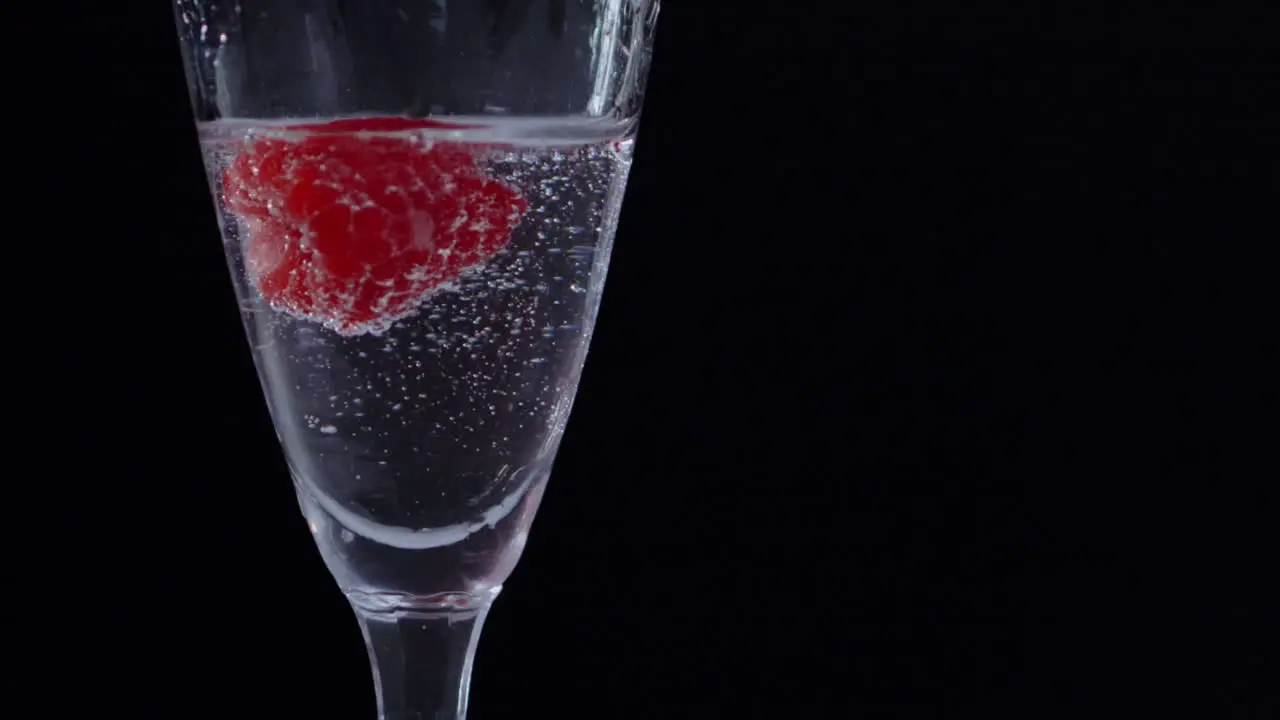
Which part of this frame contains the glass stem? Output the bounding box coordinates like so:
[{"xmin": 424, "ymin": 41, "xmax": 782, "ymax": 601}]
[{"xmin": 353, "ymin": 598, "xmax": 496, "ymax": 720}]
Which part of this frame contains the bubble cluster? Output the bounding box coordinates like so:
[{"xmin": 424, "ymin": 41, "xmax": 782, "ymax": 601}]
[{"xmin": 203, "ymin": 118, "xmax": 635, "ymax": 529}]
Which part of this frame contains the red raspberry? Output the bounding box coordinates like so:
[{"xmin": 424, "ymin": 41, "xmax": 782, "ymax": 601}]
[{"xmin": 222, "ymin": 117, "xmax": 527, "ymax": 335}]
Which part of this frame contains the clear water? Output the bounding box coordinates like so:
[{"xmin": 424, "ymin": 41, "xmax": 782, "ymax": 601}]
[{"xmin": 198, "ymin": 116, "xmax": 635, "ymax": 608}]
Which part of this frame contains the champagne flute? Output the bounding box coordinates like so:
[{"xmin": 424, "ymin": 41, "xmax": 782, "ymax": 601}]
[{"xmin": 170, "ymin": 1, "xmax": 660, "ymax": 716}]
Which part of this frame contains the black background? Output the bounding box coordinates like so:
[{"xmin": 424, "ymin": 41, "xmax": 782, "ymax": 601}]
[{"xmin": 8, "ymin": 2, "xmax": 1279, "ymax": 717}]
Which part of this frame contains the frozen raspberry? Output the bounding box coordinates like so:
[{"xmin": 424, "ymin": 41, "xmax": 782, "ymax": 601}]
[{"xmin": 223, "ymin": 117, "xmax": 527, "ymax": 335}]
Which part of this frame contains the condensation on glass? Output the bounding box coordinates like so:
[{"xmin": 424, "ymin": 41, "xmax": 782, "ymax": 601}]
[{"xmin": 173, "ymin": 0, "xmax": 658, "ymax": 121}]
